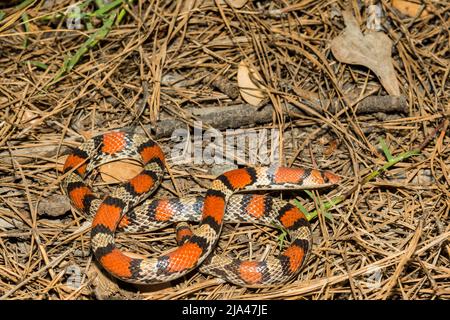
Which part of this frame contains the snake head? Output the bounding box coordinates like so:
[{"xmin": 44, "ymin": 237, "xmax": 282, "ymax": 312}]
[{"xmin": 323, "ymin": 171, "xmax": 341, "ymax": 185}]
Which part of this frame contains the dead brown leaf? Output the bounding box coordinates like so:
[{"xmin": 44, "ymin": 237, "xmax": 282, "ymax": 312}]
[
  {"xmin": 331, "ymin": 10, "xmax": 400, "ymax": 96},
  {"xmin": 99, "ymin": 159, "xmax": 143, "ymax": 183},
  {"xmin": 237, "ymin": 60, "xmax": 267, "ymax": 106}
]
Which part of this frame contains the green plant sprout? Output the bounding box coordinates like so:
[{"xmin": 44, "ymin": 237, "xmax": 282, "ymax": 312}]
[
  {"xmin": 51, "ymin": 11, "xmax": 117, "ymax": 84},
  {"xmin": 27, "ymin": 61, "xmax": 48, "ymax": 70},
  {"xmin": 50, "ymin": 0, "xmax": 134, "ymax": 85}
]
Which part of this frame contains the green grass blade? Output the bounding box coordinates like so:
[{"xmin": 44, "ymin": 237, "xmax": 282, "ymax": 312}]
[
  {"xmin": 362, "ymin": 149, "xmax": 420, "ymax": 184},
  {"xmin": 116, "ymin": 7, "xmax": 127, "ymax": 25},
  {"xmin": 293, "ymin": 197, "xmax": 333, "ymax": 222},
  {"xmin": 27, "ymin": 61, "xmax": 48, "ymax": 69},
  {"xmin": 95, "ymin": 0, "xmax": 105, "ymax": 7},
  {"xmin": 92, "ymin": 0, "xmax": 123, "ymax": 17},
  {"xmin": 292, "ymin": 199, "xmax": 310, "ymax": 217},
  {"xmin": 379, "ymin": 137, "xmax": 393, "ymax": 162},
  {"xmin": 21, "ymin": 12, "xmax": 30, "ymax": 48},
  {"xmin": 15, "ymin": 0, "xmax": 36, "ymax": 10},
  {"xmin": 276, "ymin": 227, "xmax": 288, "ymax": 251},
  {"xmin": 303, "ymin": 189, "xmax": 314, "ymax": 200}
]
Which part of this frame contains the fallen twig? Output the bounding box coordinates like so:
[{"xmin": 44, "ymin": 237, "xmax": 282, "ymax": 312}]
[{"xmin": 0, "ymin": 95, "xmax": 408, "ymax": 165}]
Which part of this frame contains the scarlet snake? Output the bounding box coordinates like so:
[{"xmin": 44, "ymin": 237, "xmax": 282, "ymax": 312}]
[{"xmin": 63, "ymin": 131, "xmax": 340, "ymax": 286}]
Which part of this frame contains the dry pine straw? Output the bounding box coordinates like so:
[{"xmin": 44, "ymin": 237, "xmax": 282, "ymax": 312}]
[{"xmin": 0, "ymin": 0, "xmax": 449, "ymax": 300}]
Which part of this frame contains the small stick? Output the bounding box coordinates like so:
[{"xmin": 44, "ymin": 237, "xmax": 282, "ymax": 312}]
[{"xmin": 145, "ymin": 95, "xmax": 408, "ymax": 138}]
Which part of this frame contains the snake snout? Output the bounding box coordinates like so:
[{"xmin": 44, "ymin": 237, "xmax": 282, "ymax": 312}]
[{"xmin": 324, "ymin": 171, "xmax": 341, "ymax": 184}]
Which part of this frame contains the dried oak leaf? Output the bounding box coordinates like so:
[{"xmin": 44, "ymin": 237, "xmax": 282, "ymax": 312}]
[
  {"xmin": 331, "ymin": 10, "xmax": 400, "ymax": 96},
  {"xmin": 237, "ymin": 60, "xmax": 267, "ymax": 106}
]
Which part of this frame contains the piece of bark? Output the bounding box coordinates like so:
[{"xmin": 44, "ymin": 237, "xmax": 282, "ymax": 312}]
[
  {"xmin": 202, "ymin": 74, "xmax": 240, "ymax": 100},
  {"xmin": 148, "ymin": 95, "xmax": 407, "ymax": 138},
  {"xmin": 327, "ymin": 95, "xmax": 407, "ymax": 114}
]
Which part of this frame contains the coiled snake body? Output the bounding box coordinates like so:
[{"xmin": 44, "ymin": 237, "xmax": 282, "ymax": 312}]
[{"xmin": 63, "ymin": 131, "xmax": 340, "ymax": 286}]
